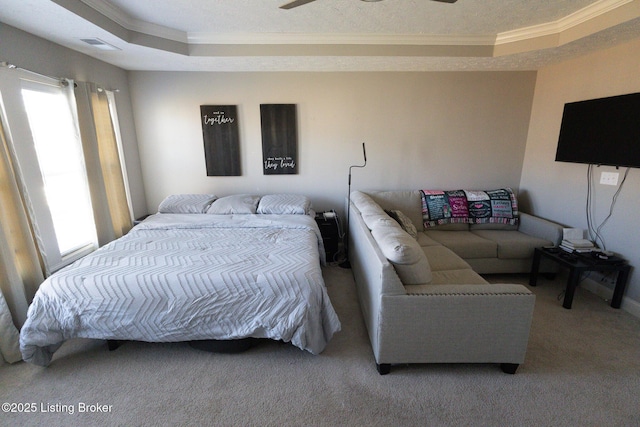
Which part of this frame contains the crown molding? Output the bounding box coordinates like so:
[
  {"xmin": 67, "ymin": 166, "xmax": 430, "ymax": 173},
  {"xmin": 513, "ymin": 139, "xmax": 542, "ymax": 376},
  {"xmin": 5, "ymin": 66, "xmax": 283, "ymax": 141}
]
[
  {"xmin": 495, "ymin": 0, "xmax": 637, "ymax": 45},
  {"xmin": 74, "ymin": 0, "xmax": 638, "ymax": 59},
  {"xmin": 187, "ymin": 32, "xmax": 497, "ymax": 46},
  {"xmin": 80, "ymin": 0, "xmax": 187, "ymax": 43}
]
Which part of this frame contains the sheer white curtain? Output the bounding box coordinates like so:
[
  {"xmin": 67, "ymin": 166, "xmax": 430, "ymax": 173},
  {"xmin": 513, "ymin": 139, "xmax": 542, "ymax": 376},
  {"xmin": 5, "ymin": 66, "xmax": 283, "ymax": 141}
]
[{"xmin": 0, "ymin": 104, "xmax": 45, "ymax": 364}]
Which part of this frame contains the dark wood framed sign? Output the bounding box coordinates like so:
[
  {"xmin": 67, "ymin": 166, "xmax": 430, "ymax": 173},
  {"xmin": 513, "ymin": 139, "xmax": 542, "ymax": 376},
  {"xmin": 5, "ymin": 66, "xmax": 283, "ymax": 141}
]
[
  {"xmin": 260, "ymin": 104, "xmax": 298, "ymax": 175},
  {"xmin": 200, "ymin": 105, "xmax": 241, "ymax": 176}
]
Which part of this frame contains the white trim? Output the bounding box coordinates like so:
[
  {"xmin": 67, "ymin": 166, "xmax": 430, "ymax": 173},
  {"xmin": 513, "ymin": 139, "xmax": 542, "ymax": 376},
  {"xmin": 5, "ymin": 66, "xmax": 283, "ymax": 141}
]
[
  {"xmin": 187, "ymin": 32, "xmax": 497, "ymax": 46},
  {"xmin": 556, "ymin": 0, "xmax": 635, "ymax": 32},
  {"xmin": 581, "ymin": 277, "xmax": 640, "ymax": 319},
  {"xmin": 621, "ymin": 296, "xmax": 640, "ymax": 318},
  {"xmin": 495, "ymin": 0, "xmax": 636, "ymax": 45},
  {"xmin": 80, "ymin": 0, "xmax": 187, "ymax": 43},
  {"xmin": 56, "ymin": 243, "xmax": 96, "ymax": 273}
]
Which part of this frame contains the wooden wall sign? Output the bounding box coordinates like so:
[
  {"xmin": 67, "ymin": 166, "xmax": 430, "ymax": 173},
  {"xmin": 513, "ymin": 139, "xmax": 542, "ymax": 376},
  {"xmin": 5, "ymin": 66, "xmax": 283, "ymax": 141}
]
[
  {"xmin": 200, "ymin": 105, "xmax": 241, "ymax": 176},
  {"xmin": 260, "ymin": 104, "xmax": 298, "ymax": 175}
]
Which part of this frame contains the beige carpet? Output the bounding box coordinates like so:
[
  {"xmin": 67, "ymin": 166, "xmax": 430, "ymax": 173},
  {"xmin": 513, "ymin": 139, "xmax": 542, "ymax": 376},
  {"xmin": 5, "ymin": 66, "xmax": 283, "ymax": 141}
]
[{"xmin": 1, "ymin": 266, "xmax": 639, "ymax": 427}]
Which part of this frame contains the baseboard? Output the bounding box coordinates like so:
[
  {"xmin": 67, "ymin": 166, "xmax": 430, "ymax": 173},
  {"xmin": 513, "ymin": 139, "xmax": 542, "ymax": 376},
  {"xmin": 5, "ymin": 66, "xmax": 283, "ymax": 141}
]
[
  {"xmin": 622, "ymin": 297, "xmax": 640, "ymax": 318},
  {"xmin": 581, "ymin": 277, "xmax": 640, "ymax": 319}
]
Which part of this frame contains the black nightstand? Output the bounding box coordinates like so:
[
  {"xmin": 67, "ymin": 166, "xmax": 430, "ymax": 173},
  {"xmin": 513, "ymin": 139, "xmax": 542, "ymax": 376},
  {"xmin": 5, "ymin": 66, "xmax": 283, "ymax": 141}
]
[
  {"xmin": 133, "ymin": 214, "xmax": 151, "ymax": 226},
  {"xmin": 315, "ymin": 211, "xmax": 340, "ymax": 263}
]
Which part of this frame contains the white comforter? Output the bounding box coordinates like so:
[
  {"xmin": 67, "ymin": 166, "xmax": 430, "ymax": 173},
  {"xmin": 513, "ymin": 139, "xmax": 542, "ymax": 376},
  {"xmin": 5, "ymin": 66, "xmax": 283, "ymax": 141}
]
[{"xmin": 20, "ymin": 214, "xmax": 341, "ymax": 366}]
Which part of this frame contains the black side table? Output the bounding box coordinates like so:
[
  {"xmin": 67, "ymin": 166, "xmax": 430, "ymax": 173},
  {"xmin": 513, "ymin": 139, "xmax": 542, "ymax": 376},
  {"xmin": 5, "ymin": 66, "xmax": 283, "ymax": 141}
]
[
  {"xmin": 315, "ymin": 211, "xmax": 340, "ymax": 263},
  {"xmin": 529, "ymin": 247, "xmax": 631, "ymax": 309},
  {"xmin": 133, "ymin": 214, "xmax": 151, "ymax": 226}
]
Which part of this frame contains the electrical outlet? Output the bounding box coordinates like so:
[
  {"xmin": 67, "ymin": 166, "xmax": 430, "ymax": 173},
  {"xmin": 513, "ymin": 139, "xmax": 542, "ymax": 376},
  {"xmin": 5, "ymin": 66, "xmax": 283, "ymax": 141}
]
[{"xmin": 600, "ymin": 171, "xmax": 619, "ymax": 186}]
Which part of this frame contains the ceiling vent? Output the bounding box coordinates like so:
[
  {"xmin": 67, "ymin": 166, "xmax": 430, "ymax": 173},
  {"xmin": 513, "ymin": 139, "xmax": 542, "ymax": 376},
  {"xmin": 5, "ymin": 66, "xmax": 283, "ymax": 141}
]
[{"xmin": 80, "ymin": 38, "xmax": 120, "ymax": 51}]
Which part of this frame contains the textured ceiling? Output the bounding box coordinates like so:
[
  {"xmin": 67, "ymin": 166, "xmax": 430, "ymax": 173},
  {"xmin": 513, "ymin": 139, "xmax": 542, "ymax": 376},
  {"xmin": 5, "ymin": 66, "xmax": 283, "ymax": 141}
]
[
  {"xmin": 105, "ymin": 0, "xmax": 597, "ymax": 35},
  {"xmin": 1, "ymin": 0, "xmax": 639, "ymax": 71}
]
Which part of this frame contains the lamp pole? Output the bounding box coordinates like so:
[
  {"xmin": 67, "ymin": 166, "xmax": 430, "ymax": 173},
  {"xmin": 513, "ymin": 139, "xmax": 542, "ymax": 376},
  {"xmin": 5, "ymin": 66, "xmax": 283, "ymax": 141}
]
[{"xmin": 340, "ymin": 142, "xmax": 367, "ymax": 269}]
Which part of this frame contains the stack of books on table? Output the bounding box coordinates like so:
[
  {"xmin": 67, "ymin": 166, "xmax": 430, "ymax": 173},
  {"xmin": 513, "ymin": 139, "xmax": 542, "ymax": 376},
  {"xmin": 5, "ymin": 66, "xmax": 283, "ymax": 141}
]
[{"xmin": 560, "ymin": 239, "xmax": 596, "ymax": 253}]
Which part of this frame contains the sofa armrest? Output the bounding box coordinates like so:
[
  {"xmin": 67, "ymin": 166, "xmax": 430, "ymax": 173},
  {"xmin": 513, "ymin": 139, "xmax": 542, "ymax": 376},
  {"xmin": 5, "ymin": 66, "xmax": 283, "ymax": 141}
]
[
  {"xmin": 518, "ymin": 212, "xmax": 563, "ymax": 246},
  {"xmin": 376, "ymin": 284, "xmax": 535, "ymax": 365},
  {"xmin": 348, "ymin": 200, "xmax": 406, "ymax": 297}
]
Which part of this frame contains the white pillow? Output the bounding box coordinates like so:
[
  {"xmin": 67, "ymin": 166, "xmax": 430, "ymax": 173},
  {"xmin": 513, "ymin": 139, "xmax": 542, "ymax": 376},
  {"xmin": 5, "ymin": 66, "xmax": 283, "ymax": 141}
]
[
  {"xmin": 351, "ymin": 191, "xmax": 384, "ymax": 216},
  {"xmin": 257, "ymin": 194, "xmax": 312, "ymax": 215},
  {"xmin": 362, "ymin": 213, "xmax": 396, "ymax": 231},
  {"xmin": 352, "ymin": 190, "xmax": 432, "ymax": 284},
  {"xmin": 206, "ymin": 195, "xmax": 260, "ymax": 214},
  {"xmin": 371, "ymin": 223, "xmax": 432, "ymax": 285},
  {"xmin": 386, "ymin": 209, "xmax": 418, "ymax": 240},
  {"xmin": 158, "ymin": 194, "xmax": 217, "ymax": 214}
]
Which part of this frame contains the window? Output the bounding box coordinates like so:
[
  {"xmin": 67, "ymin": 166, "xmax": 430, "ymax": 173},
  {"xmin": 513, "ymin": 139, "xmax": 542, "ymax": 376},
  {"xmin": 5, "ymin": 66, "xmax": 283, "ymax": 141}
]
[
  {"xmin": 0, "ymin": 67, "xmax": 98, "ymax": 272},
  {"xmin": 21, "ymin": 83, "xmax": 97, "ymax": 258}
]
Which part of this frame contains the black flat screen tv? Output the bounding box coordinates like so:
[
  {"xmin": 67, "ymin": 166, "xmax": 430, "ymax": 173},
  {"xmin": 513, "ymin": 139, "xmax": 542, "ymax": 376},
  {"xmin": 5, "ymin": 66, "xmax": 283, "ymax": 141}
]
[{"xmin": 555, "ymin": 92, "xmax": 640, "ymax": 168}]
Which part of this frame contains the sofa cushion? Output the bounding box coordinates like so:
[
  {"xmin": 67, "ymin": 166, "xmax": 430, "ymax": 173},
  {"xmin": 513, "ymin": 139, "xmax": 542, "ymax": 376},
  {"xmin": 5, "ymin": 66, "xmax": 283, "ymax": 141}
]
[
  {"xmin": 424, "ymin": 230, "xmax": 497, "ymax": 259},
  {"xmin": 351, "ymin": 192, "xmax": 395, "ymax": 230},
  {"xmin": 416, "ymin": 232, "xmax": 441, "ymax": 247},
  {"xmin": 371, "ymin": 224, "xmax": 432, "ymax": 285},
  {"xmin": 421, "ymin": 245, "xmax": 472, "ymax": 272},
  {"xmin": 405, "ymin": 269, "xmax": 488, "ymax": 291},
  {"xmin": 471, "ymin": 230, "xmax": 553, "ymax": 259},
  {"xmin": 428, "ymin": 223, "xmax": 470, "ymax": 231},
  {"xmin": 386, "ymin": 209, "xmax": 418, "ymax": 240},
  {"xmin": 362, "ymin": 213, "xmax": 396, "ymax": 231},
  {"xmin": 351, "ymin": 191, "xmax": 384, "ymax": 216},
  {"xmin": 392, "ymin": 261, "xmax": 433, "ymax": 286},
  {"xmin": 370, "ymin": 223, "xmax": 429, "ymax": 265},
  {"xmin": 367, "ymin": 191, "xmax": 424, "ymax": 232},
  {"xmin": 429, "ymin": 269, "xmax": 489, "ymax": 285},
  {"xmin": 469, "ymin": 223, "xmax": 518, "ymax": 231}
]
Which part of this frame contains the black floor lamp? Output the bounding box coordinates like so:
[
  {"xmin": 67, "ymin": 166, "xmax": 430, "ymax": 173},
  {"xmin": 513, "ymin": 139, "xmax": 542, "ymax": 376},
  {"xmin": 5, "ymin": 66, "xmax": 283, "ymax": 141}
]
[{"xmin": 340, "ymin": 142, "xmax": 367, "ymax": 269}]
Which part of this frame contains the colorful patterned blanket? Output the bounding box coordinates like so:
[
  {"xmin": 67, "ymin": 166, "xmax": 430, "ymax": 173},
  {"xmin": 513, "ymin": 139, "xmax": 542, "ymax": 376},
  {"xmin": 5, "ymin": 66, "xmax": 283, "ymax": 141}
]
[{"xmin": 420, "ymin": 188, "xmax": 518, "ymax": 228}]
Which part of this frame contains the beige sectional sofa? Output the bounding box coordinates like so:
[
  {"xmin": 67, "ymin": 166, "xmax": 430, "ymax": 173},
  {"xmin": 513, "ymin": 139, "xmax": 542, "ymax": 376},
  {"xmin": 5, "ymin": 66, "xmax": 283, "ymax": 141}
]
[{"xmin": 348, "ymin": 190, "xmax": 564, "ymax": 375}]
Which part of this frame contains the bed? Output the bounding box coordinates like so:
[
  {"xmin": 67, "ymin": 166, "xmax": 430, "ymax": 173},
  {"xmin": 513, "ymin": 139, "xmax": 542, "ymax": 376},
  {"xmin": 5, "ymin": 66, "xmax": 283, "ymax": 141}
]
[{"xmin": 20, "ymin": 194, "xmax": 341, "ymax": 366}]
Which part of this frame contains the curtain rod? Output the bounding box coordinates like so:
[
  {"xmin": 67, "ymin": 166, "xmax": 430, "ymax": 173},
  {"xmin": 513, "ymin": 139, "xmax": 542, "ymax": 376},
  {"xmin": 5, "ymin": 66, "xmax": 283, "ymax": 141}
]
[
  {"xmin": 0, "ymin": 60, "xmax": 119, "ymax": 92},
  {"xmin": 1, "ymin": 60, "xmax": 66, "ymax": 86}
]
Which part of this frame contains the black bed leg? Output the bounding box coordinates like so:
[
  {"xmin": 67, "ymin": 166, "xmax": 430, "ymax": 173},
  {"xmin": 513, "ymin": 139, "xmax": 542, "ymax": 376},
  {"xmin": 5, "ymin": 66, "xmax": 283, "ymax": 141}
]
[
  {"xmin": 500, "ymin": 363, "xmax": 519, "ymax": 374},
  {"xmin": 377, "ymin": 363, "xmax": 391, "ymax": 375},
  {"xmin": 107, "ymin": 340, "xmax": 121, "ymax": 351}
]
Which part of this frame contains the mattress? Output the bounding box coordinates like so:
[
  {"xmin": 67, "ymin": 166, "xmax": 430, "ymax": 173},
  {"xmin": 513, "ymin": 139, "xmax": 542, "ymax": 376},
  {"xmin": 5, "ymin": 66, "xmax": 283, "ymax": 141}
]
[{"xmin": 20, "ymin": 213, "xmax": 341, "ymax": 366}]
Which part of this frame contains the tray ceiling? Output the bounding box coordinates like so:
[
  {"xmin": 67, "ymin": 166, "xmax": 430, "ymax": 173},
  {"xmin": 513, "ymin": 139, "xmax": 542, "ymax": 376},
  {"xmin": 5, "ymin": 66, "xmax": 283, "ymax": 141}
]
[{"xmin": 1, "ymin": 0, "xmax": 639, "ymax": 71}]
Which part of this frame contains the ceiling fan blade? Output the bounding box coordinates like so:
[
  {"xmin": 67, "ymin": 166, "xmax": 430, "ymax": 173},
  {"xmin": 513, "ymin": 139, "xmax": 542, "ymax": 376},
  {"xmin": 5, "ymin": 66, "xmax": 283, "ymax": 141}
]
[
  {"xmin": 280, "ymin": 0, "xmax": 455, "ymax": 9},
  {"xmin": 280, "ymin": 0, "xmax": 317, "ymax": 9}
]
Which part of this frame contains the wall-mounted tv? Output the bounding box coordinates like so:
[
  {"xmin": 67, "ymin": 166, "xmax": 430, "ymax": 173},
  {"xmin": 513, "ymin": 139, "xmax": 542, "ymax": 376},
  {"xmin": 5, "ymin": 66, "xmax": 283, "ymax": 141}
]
[{"xmin": 555, "ymin": 92, "xmax": 640, "ymax": 168}]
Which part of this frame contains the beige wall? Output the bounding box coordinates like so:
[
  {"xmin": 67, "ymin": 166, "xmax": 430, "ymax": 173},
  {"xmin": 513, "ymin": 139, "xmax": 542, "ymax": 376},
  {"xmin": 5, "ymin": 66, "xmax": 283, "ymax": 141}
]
[
  {"xmin": 129, "ymin": 71, "xmax": 536, "ymax": 216},
  {"xmin": 4, "ymin": 19, "xmax": 640, "ymax": 311},
  {"xmin": 0, "ymin": 25, "xmax": 147, "ymax": 219},
  {"xmin": 520, "ymin": 38, "xmax": 640, "ymax": 308}
]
